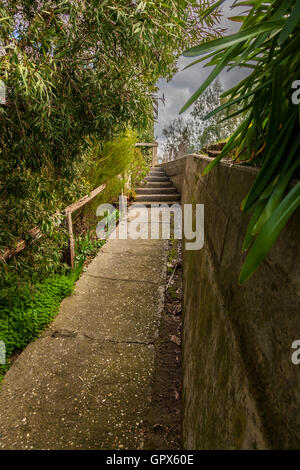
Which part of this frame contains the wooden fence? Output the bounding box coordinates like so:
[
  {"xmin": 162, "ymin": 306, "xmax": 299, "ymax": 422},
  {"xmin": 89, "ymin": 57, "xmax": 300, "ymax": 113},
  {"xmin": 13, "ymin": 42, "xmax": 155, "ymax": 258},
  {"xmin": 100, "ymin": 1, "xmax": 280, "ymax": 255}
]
[
  {"xmin": 0, "ymin": 142, "xmax": 158, "ymax": 267},
  {"xmin": 0, "ymin": 183, "xmax": 107, "ymax": 269}
]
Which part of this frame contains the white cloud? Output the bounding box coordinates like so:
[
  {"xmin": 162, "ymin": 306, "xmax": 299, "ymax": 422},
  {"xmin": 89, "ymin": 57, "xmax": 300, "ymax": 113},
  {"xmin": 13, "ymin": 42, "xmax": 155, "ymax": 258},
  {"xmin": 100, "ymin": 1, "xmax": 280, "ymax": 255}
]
[{"xmin": 155, "ymin": 0, "xmax": 251, "ymax": 149}]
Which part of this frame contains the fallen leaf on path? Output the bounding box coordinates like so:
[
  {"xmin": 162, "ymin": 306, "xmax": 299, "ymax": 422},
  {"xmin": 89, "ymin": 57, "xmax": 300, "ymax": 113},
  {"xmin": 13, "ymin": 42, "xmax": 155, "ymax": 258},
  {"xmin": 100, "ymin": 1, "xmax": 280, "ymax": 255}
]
[
  {"xmin": 167, "ymin": 262, "xmax": 176, "ymax": 268},
  {"xmin": 170, "ymin": 335, "xmax": 181, "ymax": 346}
]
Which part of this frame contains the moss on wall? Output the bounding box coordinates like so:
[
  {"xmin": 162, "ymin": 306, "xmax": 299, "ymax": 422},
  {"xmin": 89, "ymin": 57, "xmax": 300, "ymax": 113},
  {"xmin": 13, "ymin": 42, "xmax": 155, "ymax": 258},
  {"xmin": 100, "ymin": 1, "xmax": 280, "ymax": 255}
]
[{"xmin": 163, "ymin": 155, "xmax": 300, "ymax": 450}]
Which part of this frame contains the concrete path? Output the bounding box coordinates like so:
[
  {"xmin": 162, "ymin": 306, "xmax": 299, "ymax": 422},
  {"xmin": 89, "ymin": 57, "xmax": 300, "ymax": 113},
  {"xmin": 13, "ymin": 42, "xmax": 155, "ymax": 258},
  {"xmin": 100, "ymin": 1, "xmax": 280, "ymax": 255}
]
[{"xmin": 0, "ymin": 207, "xmax": 170, "ymax": 450}]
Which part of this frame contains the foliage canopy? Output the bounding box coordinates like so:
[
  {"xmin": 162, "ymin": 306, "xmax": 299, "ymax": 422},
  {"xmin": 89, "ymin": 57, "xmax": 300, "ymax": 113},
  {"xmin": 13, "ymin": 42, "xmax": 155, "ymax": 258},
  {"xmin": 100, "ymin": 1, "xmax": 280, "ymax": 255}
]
[
  {"xmin": 181, "ymin": 0, "xmax": 300, "ymax": 283},
  {"xmin": 0, "ymin": 0, "xmax": 219, "ymax": 256}
]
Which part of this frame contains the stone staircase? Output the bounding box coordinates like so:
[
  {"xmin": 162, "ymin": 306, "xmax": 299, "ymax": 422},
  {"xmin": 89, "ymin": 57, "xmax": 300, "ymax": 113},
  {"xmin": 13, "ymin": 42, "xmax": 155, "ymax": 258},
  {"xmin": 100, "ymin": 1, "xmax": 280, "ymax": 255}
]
[{"xmin": 135, "ymin": 167, "xmax": 181, "ymax": 204}]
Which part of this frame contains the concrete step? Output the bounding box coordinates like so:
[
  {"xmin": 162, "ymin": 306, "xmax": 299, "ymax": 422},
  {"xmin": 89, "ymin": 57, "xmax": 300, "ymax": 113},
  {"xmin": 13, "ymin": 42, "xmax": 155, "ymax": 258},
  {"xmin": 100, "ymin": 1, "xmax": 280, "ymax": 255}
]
[
  {"xmin": 146, "ymin": 176, "xmax": 169, "ymax": 182},
  {"xmin": 132, "ymin": 201, "xmax": 181, "ymax": 207},
  {"xmin": 149, "ymin": 168, "xmax": 165, "ymax": 173},
  {"xmin": 136, "ymin": 187, "xmax": 176, "ymax": 195},
  {"xmin": 143, "ymin": 181, "xmax": 173, "ymax": 188},
  {"xmin": 150, "ymin": 167, "xmax": 164, "ymax": 172},
  {"xmin": 148, "ymin": 171, "xmax": 165, "ymax": 177},
  {"xmin": 135, "ymin": 194, "xmax": 180, "ymax": 202}
]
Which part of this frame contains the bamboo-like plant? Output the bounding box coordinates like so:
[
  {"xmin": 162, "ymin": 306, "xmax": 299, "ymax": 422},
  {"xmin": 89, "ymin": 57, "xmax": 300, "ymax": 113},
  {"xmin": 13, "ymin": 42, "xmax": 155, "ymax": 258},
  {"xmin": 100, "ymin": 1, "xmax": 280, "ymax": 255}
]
[
  {"xmin": 0, "ymin": 1, "xmax": 221, "ymax": 271},
  {"xmin": 180, "ymin": 0, "xmax": 300, "ymax": 283}
]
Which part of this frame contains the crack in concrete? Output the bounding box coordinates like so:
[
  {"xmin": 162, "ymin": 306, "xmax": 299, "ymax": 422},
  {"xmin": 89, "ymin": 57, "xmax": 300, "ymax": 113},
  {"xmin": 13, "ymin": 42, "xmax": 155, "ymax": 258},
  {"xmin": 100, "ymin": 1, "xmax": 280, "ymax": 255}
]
[
  {"xmin": 101, "ymin": 251, "xmax": 164, "ymax": 257},
  {"xmin": 102, "ymin": 338, "xmax": 154, "ymax": 346},
  {"xmin": 85, "ymin": 273, "xmax": 160, "ymax": 285},
  {"xmin": 49, "ymin": 328, "xmax": 154, "ymax": 346}
]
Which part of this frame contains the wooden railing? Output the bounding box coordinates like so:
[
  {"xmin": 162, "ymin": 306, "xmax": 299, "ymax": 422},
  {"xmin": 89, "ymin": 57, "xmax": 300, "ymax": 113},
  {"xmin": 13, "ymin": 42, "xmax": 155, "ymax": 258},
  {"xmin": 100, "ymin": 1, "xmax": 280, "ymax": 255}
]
[
  {"xmin": 0, "ymin": 142, "xmax": 158, "ymax": 267},
  {"xmin": 64, "ymin": 183, "xmax": 106, "ymax": 268},
  {"xmin": 135, "ymin": 141, "xmax": 158, "ymax": 166},
  {"xmin": 0, "ymin": 183, "xmax": 107, "ymax": 269}
]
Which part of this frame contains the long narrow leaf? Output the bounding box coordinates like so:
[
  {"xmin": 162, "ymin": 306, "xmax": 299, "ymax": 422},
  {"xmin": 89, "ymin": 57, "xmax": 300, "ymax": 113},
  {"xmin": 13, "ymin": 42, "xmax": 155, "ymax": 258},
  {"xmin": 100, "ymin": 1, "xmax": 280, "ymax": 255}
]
[
  {"xmin": 202, "ymin": 116, "xmax": 252, "ymax": 175},
  {"xmin": 266, "ymin": 64, "xmax": 283, "ymax": 150},
  {"xmin": 239, "ymin": 181, "xmax": 300, "ymax": 283},
  {"xmin": 278, "ymin": 1, "xmax": 300, "ymax": 45},
  {"xmin": 179, "ymin": 45, "xmax": 241, "ymax": 114},
  {"xmin": 243, "ymin": 112, "xmax": 297, "ymax": 212},
  {"xmin": 252, "ymin": 134, "xmax": 300, "ymax": 233},
  {"xmin": 200, "ymin": 0, "xmax": 226, "ymax": 20},
  {"xmin": 242, "ymin": 199, "xmax": 267, "ymax": 251},
  {"xmin": 183, "ymin": 21, "xmax": 283, "ymax": 57},
  {"xmin": 204, "ymin": 79, "xmax": 272, "ymax": 120}
]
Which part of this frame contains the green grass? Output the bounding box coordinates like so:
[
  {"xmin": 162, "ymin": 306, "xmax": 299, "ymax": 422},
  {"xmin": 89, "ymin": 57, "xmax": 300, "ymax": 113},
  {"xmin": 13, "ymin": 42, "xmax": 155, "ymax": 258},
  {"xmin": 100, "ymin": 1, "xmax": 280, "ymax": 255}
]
[{"xmin": 0, "ymin": 274, "xmax": 74, "ymax": 380}]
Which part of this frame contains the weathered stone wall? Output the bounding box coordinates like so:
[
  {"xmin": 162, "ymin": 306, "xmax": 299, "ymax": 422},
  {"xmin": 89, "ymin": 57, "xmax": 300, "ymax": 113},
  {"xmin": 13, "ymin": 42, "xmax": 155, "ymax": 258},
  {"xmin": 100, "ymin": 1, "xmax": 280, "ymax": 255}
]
[
  {"xmin": 161, "ymin": 155, "xmax": 300, "ymax": 450},
  {"xmin": 161, "ymin": 156, "xmax": 186, "ymax": 193}
]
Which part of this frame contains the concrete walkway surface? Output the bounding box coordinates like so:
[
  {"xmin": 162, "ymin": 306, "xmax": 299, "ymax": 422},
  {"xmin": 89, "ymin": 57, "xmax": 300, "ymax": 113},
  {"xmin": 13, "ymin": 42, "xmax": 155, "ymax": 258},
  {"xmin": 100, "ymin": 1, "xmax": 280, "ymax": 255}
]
[{"xmin": 0, "ymin": 207, "xmax": 170, "ymax": 450}]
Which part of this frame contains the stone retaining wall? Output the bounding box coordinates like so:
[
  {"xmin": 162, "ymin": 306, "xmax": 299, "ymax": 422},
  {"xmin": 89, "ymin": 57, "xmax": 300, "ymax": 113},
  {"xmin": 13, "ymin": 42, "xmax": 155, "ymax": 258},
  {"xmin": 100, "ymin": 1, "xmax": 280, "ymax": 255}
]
[{"xmin": 161, "ymin": 155, "xmax": 300, "ymax": 450}]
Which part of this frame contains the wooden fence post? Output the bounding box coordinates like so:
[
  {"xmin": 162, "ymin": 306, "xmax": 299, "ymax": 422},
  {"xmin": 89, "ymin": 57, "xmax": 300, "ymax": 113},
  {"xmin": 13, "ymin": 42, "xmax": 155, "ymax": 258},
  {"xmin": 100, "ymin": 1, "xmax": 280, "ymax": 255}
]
[
  {"xmin": 65, "ymin": 210, "xmax": 75, "ymax": 269},
  {"xmin": 152, "ymin": 144, "xmax": 158, "ymax": 167}
]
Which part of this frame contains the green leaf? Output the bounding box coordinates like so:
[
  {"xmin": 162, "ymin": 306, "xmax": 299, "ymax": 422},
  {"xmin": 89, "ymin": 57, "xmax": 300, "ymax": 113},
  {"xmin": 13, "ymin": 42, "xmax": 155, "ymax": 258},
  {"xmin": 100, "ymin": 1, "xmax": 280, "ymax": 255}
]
[
  {"xmin": 239, "ymin": 181, "xmax": 300, "ymax": 284},
  {"xmin": 266, "ymin": 64, "xmax": 283, "ymax": 150},
  {"xmin": 183, "ymin": 21, "xmax": 283, "ymax": 57},
  {"xmin": 182, "ymin": 50, "xmax": 217, "ymax": 71},
  {"xmin": 242, "ymin": 198, "xmax": 266, "ymax": 251},
  {"xmin": 202, "ymin": 116, "xmax": 252, "ymax": 175},
  {"xmin": 278, "ymin": 2, "xmax": 300, "ymax": 45},
  {"xmin": 204, "ymin": 79, "xmax": 272, "ymax": 120},
  {"xmin": 200, "ymin": 0, "xmax": 226, "ymax": 20},
  {"xmin": 243, "ymin": 112, "xmax": 297, "ymax": 213},
  {"xmin": 252, "ymin": 134, "xmax": 300, "ymax": 233},
  {"xmin": 179, "ymin": 45, "xmax": 240, "ymax": 114}
]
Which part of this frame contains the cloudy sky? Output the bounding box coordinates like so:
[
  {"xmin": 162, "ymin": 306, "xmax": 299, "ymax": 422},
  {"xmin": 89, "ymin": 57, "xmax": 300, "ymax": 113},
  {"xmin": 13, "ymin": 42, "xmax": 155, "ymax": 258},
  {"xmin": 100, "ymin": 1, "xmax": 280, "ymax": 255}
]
[{"xmin": 154, "ymin": 0, "xmax": 250, "ymax": 150}]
